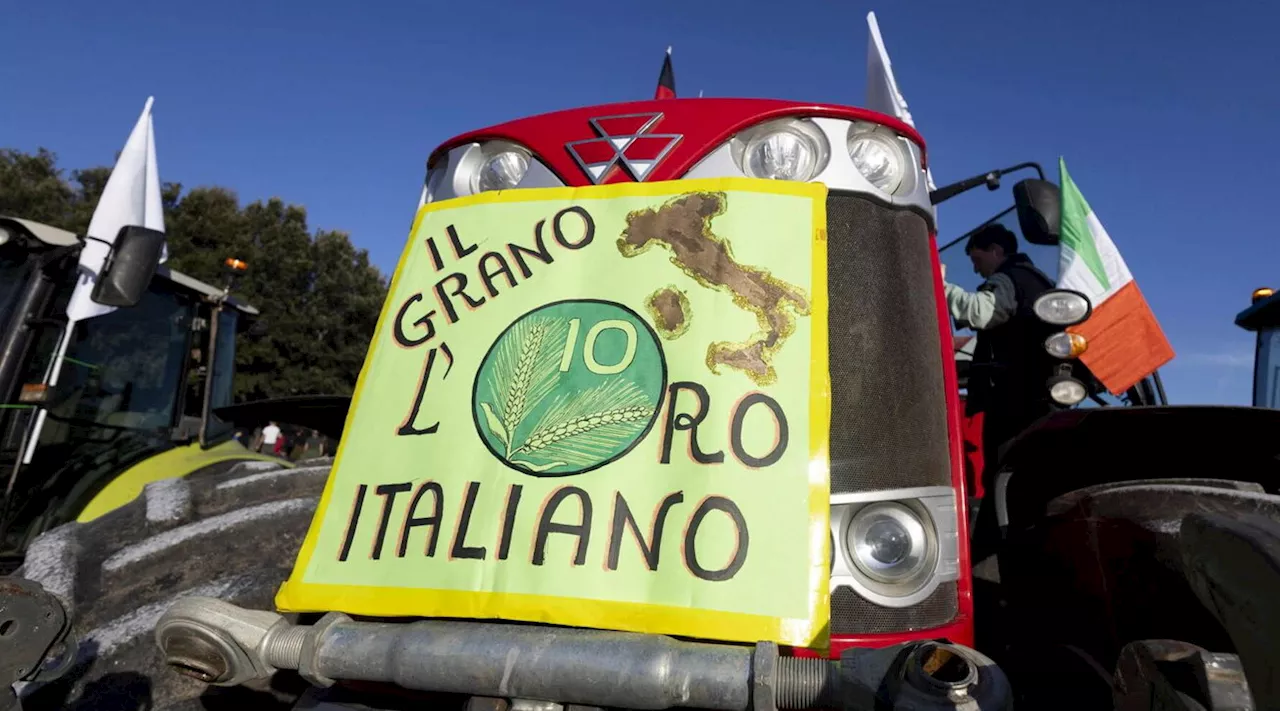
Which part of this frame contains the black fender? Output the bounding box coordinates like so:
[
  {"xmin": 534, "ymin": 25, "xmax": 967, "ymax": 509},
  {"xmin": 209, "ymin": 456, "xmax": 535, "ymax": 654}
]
[
  {"xmin": 993, "ymin": 479, "xmax": 1280, "ymax": 706},
  {"xmin": 991, "ymin": 405, "xmax": 1280, "ymax": 533},
  {"xmin": 212, "ymin": 395, "xmax": 351, "ymax": 442},
  {"xmin": 979, "ymin": 405, "xmax": 1280, "ymax": 702}
]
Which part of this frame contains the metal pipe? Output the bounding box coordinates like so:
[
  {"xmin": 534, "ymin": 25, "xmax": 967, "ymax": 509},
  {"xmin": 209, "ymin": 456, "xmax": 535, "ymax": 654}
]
[
  {"xmin": 0, "ymin": 260, "xmax": 57, "ymax": 413},
  {"xmin": 0, "ymin": 254, "xmax": 62, "ymax": 507},
  {"xmin": 775, "ymin": 658, "xmax": 837, "ymax": 709},
  {"xmin": 929, "ymin": 162, "xmax": 1046, "ymax": 207},
  {"xmin": 1152, "ymin": 369, "xmax": 1169, "ymax": 406},
  {"xmin": 312, "ymin": 618, "xmax": 759, "ymax": 711},
  {"xmin": 155, "ymin": 598, "xmax": 1011, "ymax": 710}
]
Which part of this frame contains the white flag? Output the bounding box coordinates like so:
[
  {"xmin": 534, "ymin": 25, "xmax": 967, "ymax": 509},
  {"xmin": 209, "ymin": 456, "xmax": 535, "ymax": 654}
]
[
  {"xmin": 27, "ymin": 98, "xmax": 168, "ymax": 463},
  {"xmin": 65, "ymin": 96, "xmax": 167, "ymax": 324},
  {"xmin": 865, "ymin": 12, "xmax": 936, "ymax": 192}
]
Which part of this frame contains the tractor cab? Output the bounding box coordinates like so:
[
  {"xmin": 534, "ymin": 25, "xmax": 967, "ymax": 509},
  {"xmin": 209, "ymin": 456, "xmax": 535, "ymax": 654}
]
[
  {"xmin": 0, "ymin": 215, "xmax": 267, "ymax": 569},
  {"xmin": 1236, "ymin": 287, "xmax": 1280, "ymax": 408},
  {"xmin": 936, "ymin": 166, "xmax": 1167, "ymax": 408},
  {"xmin": 932, "ymin": 168, "xmax": 1168, "ymax": 497}
]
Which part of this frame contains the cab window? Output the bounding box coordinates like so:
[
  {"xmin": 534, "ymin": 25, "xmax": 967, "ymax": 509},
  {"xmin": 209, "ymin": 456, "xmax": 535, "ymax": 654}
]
[
  {"xmin": 938, "ymin": 209, "xmax": 1060, "ymax": 303},
  {"xmin": 940, "ymin": 209, "xmax": 1060, "ymax": 397},
  {"xmin": 0, "ymin": 245, "xmax": 30, "ymax": 334},
  {"xmin": 1255, "ymin": 327, "xmax": 1280, "ymax": 409},
  {"xmin": 202, "ymin": 309, "xmax": 239, "ymax": 444},
  {"xmin": 40, "ymin": 280, "xmax": 195, "ymax": 440}
]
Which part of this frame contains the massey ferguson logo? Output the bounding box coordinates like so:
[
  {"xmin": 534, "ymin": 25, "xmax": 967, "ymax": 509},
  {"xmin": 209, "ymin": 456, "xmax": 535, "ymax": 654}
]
[{"xmin": 565, "ymin": 113, "xmax": 682, "ymax": 184}]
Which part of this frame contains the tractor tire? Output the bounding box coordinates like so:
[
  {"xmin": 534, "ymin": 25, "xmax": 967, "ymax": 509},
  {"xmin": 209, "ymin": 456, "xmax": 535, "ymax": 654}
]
[{"xmin": 11, "ymin": 457, "xmax": 332, "ymax": 711}]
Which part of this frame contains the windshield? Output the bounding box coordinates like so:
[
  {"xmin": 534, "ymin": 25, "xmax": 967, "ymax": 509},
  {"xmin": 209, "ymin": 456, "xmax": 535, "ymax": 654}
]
[
  {"xmin": 40, "ymin": 280, "xmax": 194, "ymax": 437},
  {"xmin": 939, "ymin": 206, "xmax": 1059, "ymax": 378},
  {"xmin": 0, "ymin": 246, "xmax": 30, "ymax": 334},
  {"xmin": 203, "ymin": 309, "xmax": 239, "ymax": 443},
  {"xmin": 1, "ymin": 278, "xmax": 198, "ymax": 553},
  {"xmin": 1255, "ymin": 327, "xmax": 1280, "ymax": 409},
  {"xmin": 939, "ymin": 208, "xmax": 1140, "ymax": 408},
  {"xmin": 938, "ymin": 207, "xmax": 1060, "ymax": 304}
]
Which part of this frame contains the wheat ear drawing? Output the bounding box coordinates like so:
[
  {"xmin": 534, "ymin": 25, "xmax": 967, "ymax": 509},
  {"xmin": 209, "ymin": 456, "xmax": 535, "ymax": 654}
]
[
  {"xmin": 502, "ymin": 320, "xmax": 547, "ymax": 435},
  {"xmin": 511, "ymin": 405, "xmax": 652, "ymax": 456}
]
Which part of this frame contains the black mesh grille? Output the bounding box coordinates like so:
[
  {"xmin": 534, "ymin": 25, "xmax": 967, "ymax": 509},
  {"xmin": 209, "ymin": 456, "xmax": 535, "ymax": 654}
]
[
  {"xmin": 831, "ymin": 582, "xmax": 959, "ymax": 635},
  {"xmin": 825, "ymin": 193, "xmax": 950, "ymax": 493}
]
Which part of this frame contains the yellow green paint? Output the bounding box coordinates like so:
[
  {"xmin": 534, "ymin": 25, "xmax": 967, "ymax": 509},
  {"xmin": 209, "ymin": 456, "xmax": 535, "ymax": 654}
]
[{"xmin": 76, "ymin": 439, "xmax": 290, "ymax": 522}]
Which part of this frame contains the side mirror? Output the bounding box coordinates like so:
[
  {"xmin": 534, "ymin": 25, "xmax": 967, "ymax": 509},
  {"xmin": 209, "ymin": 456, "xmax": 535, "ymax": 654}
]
[
  {"xmin": 1013, "ymin": 179, "xmax": 1061, "ymax": 246},
  {"xmin": 91, "ymin": 225, "xmax": 167, "ymax": 307}
]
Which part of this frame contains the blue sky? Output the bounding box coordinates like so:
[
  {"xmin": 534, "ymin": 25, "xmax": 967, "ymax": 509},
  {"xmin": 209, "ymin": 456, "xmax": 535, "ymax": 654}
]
[{"xmin": 4, "ymin": 0, "xmax": 1277, "ymax": 404}]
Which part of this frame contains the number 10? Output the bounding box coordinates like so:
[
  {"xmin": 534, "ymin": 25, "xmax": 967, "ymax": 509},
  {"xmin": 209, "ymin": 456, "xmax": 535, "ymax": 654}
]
[{"xmin": 559, "ymin": 318, "xmax": 638, "ymax": 375}]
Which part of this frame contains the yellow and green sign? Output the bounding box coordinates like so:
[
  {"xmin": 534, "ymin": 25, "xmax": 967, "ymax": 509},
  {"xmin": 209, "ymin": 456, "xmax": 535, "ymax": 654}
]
[{"xmin": 276, "ymin": 177, "xmax": 832, "ymax": 648}]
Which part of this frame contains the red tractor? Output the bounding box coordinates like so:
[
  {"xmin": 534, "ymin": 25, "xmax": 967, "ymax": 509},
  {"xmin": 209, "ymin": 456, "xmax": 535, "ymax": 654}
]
[{"xmin": 6, "ymin": 52, "xmax": 1279, "ymax": 711}]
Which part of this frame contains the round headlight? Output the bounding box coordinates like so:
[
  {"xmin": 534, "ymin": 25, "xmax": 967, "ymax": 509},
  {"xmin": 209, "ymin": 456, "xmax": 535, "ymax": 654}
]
[
  {"xmin": 1044, "ymin": 331, "xmax": 1088, "ymax": 359},
  {"xmin": 847, "ymin": 122, "xmax": 908, "ymax": 194},
  {"xmin": 471, "ymin": 143, "xmax": 531, "ymax": 193},
  {"xmin": 847, "ymin": 502, "xmax": 931, "ymax": 584},
  {"xmin": 1048, "ymin": 376, "xmax": 1088, "ymax": 405},
  {"xmin": 739, "ymin": 119, "xmax": 829, "ymax": 182},
  {"xmin": 1033, "ymin": 289, "xmax": 1092, "ymax": 326}
]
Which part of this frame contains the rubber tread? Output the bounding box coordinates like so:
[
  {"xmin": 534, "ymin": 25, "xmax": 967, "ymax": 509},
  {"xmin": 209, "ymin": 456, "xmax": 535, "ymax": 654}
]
[{"xmin": 11, "ymin": 457, "xmax": 332, "ymax": 710}]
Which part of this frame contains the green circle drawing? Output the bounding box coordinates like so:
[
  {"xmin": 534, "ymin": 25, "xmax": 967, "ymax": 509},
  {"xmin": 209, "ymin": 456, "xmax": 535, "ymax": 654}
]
[{"xmin": 472, "ymin": 299, "xmax": 667, "ymax": 477}]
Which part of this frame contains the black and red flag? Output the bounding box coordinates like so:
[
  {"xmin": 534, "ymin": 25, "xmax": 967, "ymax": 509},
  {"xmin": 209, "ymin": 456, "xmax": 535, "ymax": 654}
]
[{"xmin": 654, "ymin": 46, "xmax": 676, "ymax": 100}]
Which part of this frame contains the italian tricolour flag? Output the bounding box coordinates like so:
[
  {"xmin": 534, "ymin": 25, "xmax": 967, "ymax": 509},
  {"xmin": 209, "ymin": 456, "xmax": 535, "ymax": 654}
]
[{"xmin": 1057, "ymin": 157, "xmax": 1174, "ymax": 394}]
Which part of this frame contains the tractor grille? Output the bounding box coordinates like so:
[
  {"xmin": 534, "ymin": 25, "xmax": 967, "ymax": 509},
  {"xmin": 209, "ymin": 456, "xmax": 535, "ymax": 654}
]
[
  {"xmin": 831, "ymin": 583, "xmax": 959, "ymax": 635},
  {"xmin": 824, "ymin": 191, "xmax": 958, "ymax": 635},
  {"xmin": 825, "ymin": 192, "xmax": 950, "ymax": 493}
]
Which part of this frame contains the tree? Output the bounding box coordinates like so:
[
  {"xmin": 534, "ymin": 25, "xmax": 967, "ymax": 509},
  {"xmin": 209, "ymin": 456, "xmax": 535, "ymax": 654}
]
[{"xmin": 0, "ymin": 148, "xmax": 388, "ymax": 401}]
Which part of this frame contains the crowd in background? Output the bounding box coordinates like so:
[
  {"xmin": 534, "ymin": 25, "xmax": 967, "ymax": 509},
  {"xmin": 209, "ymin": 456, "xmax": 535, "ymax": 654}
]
[{"xmin": 234, "ymin": 422, "xmax": 334, "ymax": 461}]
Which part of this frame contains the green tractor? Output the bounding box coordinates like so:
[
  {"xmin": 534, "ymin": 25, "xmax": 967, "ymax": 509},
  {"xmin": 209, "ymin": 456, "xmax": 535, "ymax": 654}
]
[
  {"xmin": 1235, "ymin": 286, "xmax": 1280, "ymax": 409},
  {"xmin": 0, "ymin": 215, "xmax": 294, "ymax": 572}
]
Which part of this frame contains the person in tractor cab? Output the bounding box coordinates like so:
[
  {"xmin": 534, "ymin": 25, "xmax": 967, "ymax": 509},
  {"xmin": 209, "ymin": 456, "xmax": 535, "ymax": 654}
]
[{"xmin": 942, "ymin": 223, "xmax": 1057, "ymax": 497}]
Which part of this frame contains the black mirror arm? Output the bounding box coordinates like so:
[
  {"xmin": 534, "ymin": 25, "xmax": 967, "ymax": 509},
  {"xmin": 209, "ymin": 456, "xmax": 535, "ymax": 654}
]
[
  {"xmin": 931, "ymin": 162, "xmax": 1046, "ymax": 206},
  {"xmin": 1005, "ymin": 161, "xmax": 1046, "ymax": 181}
]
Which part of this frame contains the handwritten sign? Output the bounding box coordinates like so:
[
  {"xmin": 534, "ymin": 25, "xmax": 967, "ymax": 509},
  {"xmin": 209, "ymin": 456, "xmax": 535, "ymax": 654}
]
[{"xmin": 276, "ymin": 177, "xmax": 832, "ymax": 648}]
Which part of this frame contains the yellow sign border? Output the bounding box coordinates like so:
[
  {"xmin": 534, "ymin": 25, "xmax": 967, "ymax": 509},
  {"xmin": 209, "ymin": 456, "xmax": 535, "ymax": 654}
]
[{"xmin": 275, "ymin": 177, "xmax": 832, "ymax": 648}]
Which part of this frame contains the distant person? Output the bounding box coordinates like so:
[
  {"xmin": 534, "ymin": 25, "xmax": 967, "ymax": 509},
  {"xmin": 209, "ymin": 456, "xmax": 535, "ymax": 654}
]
[
  {"xmin": 261, "ymin": 421, "xmax": 282, "ymax": 456},
  {"xmin": 942, "ymin": 224, "xmax": 1057, "ymax": 492},
  {"xmin": 301, "ymin": 429, "xmax": 324, "ymax": 460}
]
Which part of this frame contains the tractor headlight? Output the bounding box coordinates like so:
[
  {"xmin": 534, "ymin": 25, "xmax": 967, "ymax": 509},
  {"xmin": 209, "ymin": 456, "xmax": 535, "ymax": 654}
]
[
  {"xmin": 1033, "ymin": 289, "xmax": 1092, "ymax": 326},
  {"xmin": 847, "ymin": 122, "xmax": 908, "ymax": 194},
  {"xmin": 1048, "ymin": 374, "xmax": 1088, "ymax": 405},
  {"xmin": 470, "ymin": 142, "xmax": 531, "ymax": 193},
  {"xmin": 847, "ymin": 502, "xmax": 931, "ymax": 585},
  {"xmin": 1045, "ymin": 331, "xmax": 1088, "ymax": 359},
  {"xmin": 737, "ymin": 119, "xmax": 829, "ymax": 182}
]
